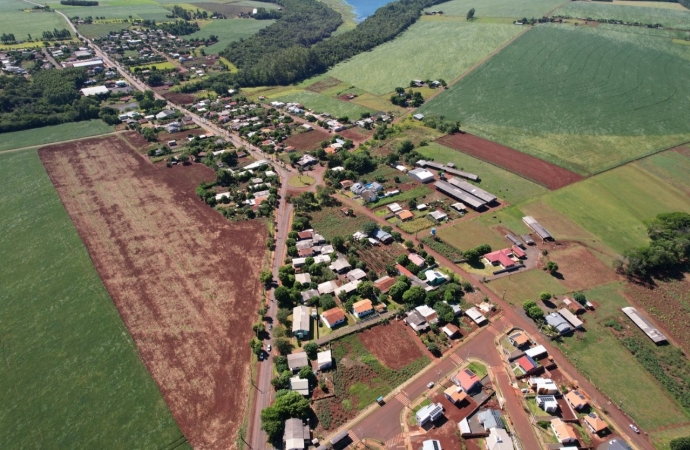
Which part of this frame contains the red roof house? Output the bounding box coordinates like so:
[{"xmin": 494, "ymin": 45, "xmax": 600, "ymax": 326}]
[
  {"xmin": 511, "ymin": 245, "xmax": 526, "ymax": 258},
  {"xmin": 452, "ymin": 368, "xmax": 481, "ymax": 393},
  {"xmin": 484, "ymin": 248, "xmax": 515, "ymax": 268}
]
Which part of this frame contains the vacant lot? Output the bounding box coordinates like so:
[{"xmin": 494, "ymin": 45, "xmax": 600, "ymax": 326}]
[
  {"xmin": 0, "ymin": 120, "xmax": 114, "ymax": 152},
  {"xmin": 311, "ymin": 205, "xmax": 372, "ymax": 240},
  {"xmin": 427, "ymin": 0, "xmax": 567, "ymax": 18},
  {"xmin": 555, "ymin": 1, "xmax": 690, "ymax": 30},
  {"xmin": 487, "ymin": 268, "xmax": 567, "ymax": 305},
  {"xmin": 359, "ymin": 322, "xmax": 425, "ymax": 370},
  {"xmin": 548, "ymin": 245, "xmax": 619, "ymax": 291},
  {"xmin": 0, "ymin": 0, "xmax": 71, "ymax": 41},
  {"xmin": 284, "ymin": 129, "xmax": 331, "ymax": 151},
  {"xmin": 419, "ymin": 25, "xmax": 690, "ymax": 175},
  {"xmin": 0, "ymin": 150, "xmax": 184, "ymax": 449},
  {"xmin": 187, "ymin": 18, "xmax": 274, "ymax": 55},
  {"xmin": 39, "ymin": 134, "xmax": 266, "ymax": 449},
  {"xmin": 437, "ymin": 218, "xmax": 508, "ymax": 252},
  {"xmin": 274, "ymin": 91, "xmax": 378, "ymax": 118},
  {"xmin": 436, "ymin": 133, "xmax": 584, "ymax": 190},
  {"xmin": 77, "ymin": 21, "xmax": 130, "ymax": 38},
  {"xmin": 326, "ymin": 19, "xmax": 523, "ymax": 95}
]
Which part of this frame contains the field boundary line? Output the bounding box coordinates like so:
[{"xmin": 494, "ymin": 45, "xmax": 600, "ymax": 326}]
[
  {"xmin": 589, "ymin": 139, "xmax": 690, "ymax": 178},
  {"xmin": 0, "ymin": 130, "xmax": 122, "ymax": 154}
]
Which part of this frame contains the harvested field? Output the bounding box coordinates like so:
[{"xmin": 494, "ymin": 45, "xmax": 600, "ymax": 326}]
[
  {"xmin": 358, "ymin": 322, "xmax": 425, "ymax": 370},
  {"xmin": 339, "ymin": 127, "xmax": 373, "ymax": 144},
  {"xmin": 548, "ymin": 245, "xmax": 619, "ymax": 291},
  {"xmin": 305, "ymin": 76, "xmax": 342, "ymax": 93},
  {"xmin": 38, "ymin": 134, "xmax": 267, "ymax": 450},
  {"xmin": 163, "ymin": 92, "xmax": 196, "ymax": 105},
  {"xmin": 436, "ymin": 133, "xmax": 584, "ymax": 190},
  {"xmin": 356, "ymin": 241, "xmax": 407, "ymax": 275},
  {"xmin": 284, "ymin": 129, "xmax": 331, "ymax": 151}
]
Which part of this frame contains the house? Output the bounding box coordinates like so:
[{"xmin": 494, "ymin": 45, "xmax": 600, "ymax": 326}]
[
  {"xmin": 529, "ymin": 377, "xmax": 558, "ymax": 395},
  {"xmin": 424, "ymin": 269, "xmax": 449, "ymax": 286},
  {"xmin": 320, "ymin": 245, "xmax": 334, "ymax": 255},
  {"xmin": 511, "ymin": 245, "xmax": 526, "ymax": 259},
  {"xmin": 524, "ymin": 345, "xmax": 547, "ymax": 359},
  {"xmin": 80, "ymin": 85, "xmax": 109, "ymax": 96},
  {"xmin": 350, "ymin": 182, "xmax": 365, "ymax": 195},
  {"xmin": 416, "ymin": 403, "xmax": 444, "ymax": 426},
  {"xmin": 451, "ymin": 202, "xmax": 467, "ymax": 213},
  {"xmin": 465, "ymin": 307, "xmax": 488, "ymax": 325},
  {"xmin": 415, "ymin": 305, "xmax": 438, "ymax": 323},
  {"xmin": 292, "ymin": 257, "xmax": 307, "ymax": 268},
  {"xmin": 334, "ymin": 280, "xmax": 360, "ymax": 297},
  {"xmin": 321, "ymin": 307, "xmax": 346, "ymax": 329},
  {"xmin": 508, "ymin": 331, "xmax": 530, "ymax": 348},
  {"xmin": 374, "ymin": 229, "xmax": 394, "ymax": 244},
  {"xmin": 287, "ymin": 353, "xmax": 309, "ymax": 372},
  {"xmin": 352, "ymin": 299, "xmax": 374, "ymax": 318},
  {"xmin": 374, "ymin": 275, "xmax": 397, "ymax": 293},
  {"xmin": 604, "ymin": 439, "xmax": 633, "ymax": 450},
  {"xmin": 405, "ymin": 310, "xmax": 429, "ymax": 332},
  {"xmin": 296, "ymin": 154, "xmax": 318, "ymax": 167},
  {"xmin": 551, "ymin": 419, "xmax": 578, "ymax": 444},
  {"xmin": 562, "ymin": 298, "xmax": 585, "ymax": 315},
  {"xmin": 346, "ymin": 268, "xmax": 367, "ymax": 282},
  {"xmin": 376, "ymin": 304, "xmax": 387, "ymax": 313},
  {"xmin": 295, "ymin": 273, "xmax": 311, "ymax": 285},
  {"xmin": 361, "ymin": 189, "xmax": 378, "ymax": 203},
  {"xmin": 317, "ymin": 350, "xmax": 332, "ymax": 370},
  {"xmin": 546, "ymin": 313, "xmax": 573, "ymax": 335},
  {"xmin": 584, "ymin": 412, "xmax": 608, "ymax": 434},
  {"xmin": 317, "ymin": 280, "xmax": 339, "ymax": 295},
  {"xmin": 290, "ymin": 376, "xmax": 309, "ymax": 396},
  {"xmin": 413, "ymin": 113, "xmax": 425, "ymax": 120},
  {"xmin": 558, "ymin": 308, "xmax": 583, "ymax": 329},
  {"xmin": 453, "ymin": 368, "xmax": 481, "ymax": 393},
  {"xmin": 428, "ymin": 210, "xmax": 448, "ymax": 222},
  {"xmin": 292, "ymin": 305, "xmax": 311, "ymax": 338},
  {"xmin": 484, "ymin": 248, "xmax": 516, "ymax": 269},
  {"xmin": 444, "ymin": 385, "xmax": 468, "ymax": 404},
  {"xmin": 396, "ymin": 210, "xmax": 415, "ymax": 221},
  {"xmin": 297, "ymin": 230, "xmax": 313, "ymax": 240},
  {"xmin": 486, "ymin": 427, "xmax": 514, "ymax": 450},
  {"xmin": 284, "ymin": 418, "xmax": 310, "ymax": 450},
  {"xmin": 301, "ymin": 289, "xmax": 319, "ymax": 304},
  {"xmin": 478, "ymin": 409, "xmax": 505, "ymax": 430},
  {"xmin": 330, "ymin": 259, "xmax": 351, "ymax": 274},
  {"xmin": 156, "ymin": 109, "xmax": 175, "ymax": 120},
  {"xmin": 422, "ymin": 440, "xmax": 442, "ymax": 450},
  {"xmin": 514, "ymin": 355, "xmax": 538, "ymax": 374},
  {"xmin": 409, "ymin": 168, "xmax": 435, "ymax": 183},
  {"xmin": 409, "ymin": 253, "xmax": 426, "ymax": 268},
  {"xmin": 536, "ymin": 395, "xmax": 559, "ymax": 413},
  {"xmin": 388, "ymin": 202, "xmax": 403, "ymax": 213},
  {"xmin": 564, "ymin": 390, "xmax": 588, "ymax": 410}
]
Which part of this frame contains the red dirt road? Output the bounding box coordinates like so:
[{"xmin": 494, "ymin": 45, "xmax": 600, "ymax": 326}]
[
  {"xmin": 436, "ymin": 133, "xmax": 584, "ymax": 190},
  {"xmin": 39, "ymin": 134, "xmax": 266, "ymax": 450}
]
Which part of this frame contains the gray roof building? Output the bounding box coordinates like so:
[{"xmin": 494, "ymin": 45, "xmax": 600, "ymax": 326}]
[
  {"xmin": 434, "ymin": 181, "xmax": 486, "ymax": 209},
  {"xmin": 622, "ymin": 307, "xmax": 667, "ymax": 344},
  {"xmin": 287, "ymin": 352, "xmax": 309, "ymax": 371},
  {"xmin": 283, "ymin": 418, "xmax": 310, "ymax": 450},
  {"xmin": 545, "ymin": 313, "xmax": 572, "ymax": 335},
  {"xmin": 478, "ymin": 409, "xmax": 504, "ymax": 430},
  {"xmin": 447, "ymin": 177, "xmax": 497, "ymax": 203}
]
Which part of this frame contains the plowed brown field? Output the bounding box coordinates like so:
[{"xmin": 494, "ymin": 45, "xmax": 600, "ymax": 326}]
[
  {"xmin": 38, "ymin": 134, "xmax": 266, "ymax": 450},
  {"xmin": 358, "ymin": 321, "xmax": 424, "ymax": 370}
]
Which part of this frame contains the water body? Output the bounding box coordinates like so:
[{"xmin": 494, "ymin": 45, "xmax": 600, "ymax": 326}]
[{"xmin": 345, "ymin": 0, "xmax": 397, "ymax": 21}]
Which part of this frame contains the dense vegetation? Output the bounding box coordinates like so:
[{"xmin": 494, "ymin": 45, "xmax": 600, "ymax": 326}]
[
  {"xmin": 616, "ymin": 212, "xmax": 690, "ymax": 277},
  {"xmin": 260, "ymin": 390, "xmax": 310, "ymax": 440},
  {"xmin": 42, "ymin": 28, "xmax": 72, "ymax": 40},
  {"xmin": 157, "ymin": 20, "xmax": 200, "ymax": 36},
  {"xmin": 0, "ymin": 69, "xmax": 107, "ymax": 133},
  {"xmin": 60, "ymin": 0, "xmax": 98, "ymax": 5}
]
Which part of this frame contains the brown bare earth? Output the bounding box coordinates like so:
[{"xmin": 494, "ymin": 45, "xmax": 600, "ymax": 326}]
[
  {"xmin": 436, "ymin": 133, "xmax": 585, "ymax": 190},
  {"xmin": 339, "ymin": 127, "xmax": 374, "ymax": 145},
  {"xmin": 358, "ymin": 321, "xmax": 424, "ymax": 370},
  {"xmin": 548, "ymin": 245, "xmax": 619, "ymax": 291},
  {"xmin": 38, "ymin": 134, "xmax": 266, "ymax": 450},
  {"xmin": 305, "ymin": 77, "xmax": 342, "ymax": 93},
  {"xmin": 284, "ymin": 129, "xmax": 331, "ymax": 151},
  {"xmin": 162, "ymin": 91, "xmax": 196, "ymax": 105}
]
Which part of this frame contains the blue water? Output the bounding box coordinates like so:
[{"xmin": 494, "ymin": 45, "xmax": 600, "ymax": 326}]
[{"xmin": 345, "ymin": 0, "xmax": 397, "ymax": 21}]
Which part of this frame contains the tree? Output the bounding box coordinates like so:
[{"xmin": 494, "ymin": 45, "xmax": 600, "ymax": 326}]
[
  {"xmin": 540, "ymin": 292, "xmax": 552, "ymax": 302},
  {"xmin": 249, "ymin": 337, "xmax": 262, "ymax": 355},
  {"xmin": 396, "ymin": 254, "xmax": 410, "ymax": 266},
  {"xmin": 276, "ymin": 308, "xmax": 291, "ymax": 326},
  {"xmin": 260, "ymin": 390, "xmax": 310, "ymax": 439},
  {"xmin": 274, "ymin": 355, "xmax": 289, "ymax": 373},
  {"xmin": 362, "ymin": 221, "xmax": 377, "ymax": 237},
  {"xmin": 402, "ymin": 286, "xmax": 427, "ymax": 308},
  {"xmin": 389, "ymin": 281, "xmax": 408, "ymax": 302},
  {"xmin": 319, "ymin": 294, "xmax": 336, "ymax": 310},
  {"xmin": 397, "ymin": 140, "xmax": 414, "ymax": 154},
  {"xmin": 356, "ymin": 281, "xmax": 376, "ymax": 299},
  {"xmin": 573, "ymin": 292, "xmax": 586, "ymax": 305},
  {"xmin": 434, "ymin": 301, "xmax": 455, "ymax": 323},
  {"xmin": 275, "ymin": 286, "xmax": 292, "ymax": 307},
  {"xmin": 670, "ymin": 436, "xmax": 690, "ymax": 450},
  {"xmin": 404, "ymin": 240, "xmax": 414, "ymax": 249},
  {"xmin": 252, "ymin": 322, "xmax": 264, "ymax": 336},
  {"xmin": 273, "ymin": 324, "xmax": 287, "ymax": 338},
  {"xmin": 260, "ymin": 270, "xmax": 273, "ymax": 286},
  {"xmin": 545, "ymin": 261, "xmax": 559, "ymax": 274},
  {"xmin": 466, "ymin": 8, "xmax": 475, "ymax": 20},
  {"xmin": 332, "ymin": 235, "xmax": 345, "ymax": 251},
  {"xmin": 274, "ymin": 337, "xmax": 293, "ymax": 355},
  {"xmin": 427, "ymin": 341, "xmax": 439, "ymax": 354},
  {"xmin": 298, "ymin": 365, "xmax": 313, "ymax": 379},
  {"xmin": 304, "ymin": 342, "xmax": 318, "ymax": 360},
  {"xmin": 271, "ymin": 370, "xmax": 292, "ymax": 390}
]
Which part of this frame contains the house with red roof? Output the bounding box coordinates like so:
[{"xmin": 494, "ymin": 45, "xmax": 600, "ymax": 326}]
[
  {"xmin": 484, "ymin": 248, "xmax": 516, "ymax": 268},
  {"xmin": 511, "ymin": 245, "xmax": 526, "ymax": 258},
  {"xmin": 452, "ymin": 368, "xmax": 481, "ymax": 393},
  {"xmin": 514, "ymin": 355, "xmax": 538, "ymax": 375}
]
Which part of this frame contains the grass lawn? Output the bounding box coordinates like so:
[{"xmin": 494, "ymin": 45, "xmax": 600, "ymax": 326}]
[
  {"xmin": 370, "ymin": 185, "xmax": 433, "ymax": 208},
  {"xmin": 417, "ymin": 142, "xmax": 548, "ymax": 204},
  {"xmin": 77, "ymin": 21, "xmax": 130, "ymax": 38},
  {"xmin": 556, "ymin": 282, "xmax": 689, "ymax": 430},
  {"xmin": 0, "ymin": 0, "xmax": 72, "ymax": 41},
  {"xmin": 130, "ymin": 61, "xmax": 177, "ymax": 71},
  {"xmin": 0, "ymin": 120, "xmax": 114, "ymax": 152},
  {"xmin": 426, "ymin": 0, "xmax": 567, "ymax": 18},
  {"xmin": 467, "ymin": 361, "xmax": 488, "ymax": 379},
  {"xmin": 187, "ymin": 19, "xmax": 274, "ymax": 55},
  {"xmin": 288, "ymin": 174, "xmax": 315, "ymax": 187},
  {"xmin": 486, "ymin": 269, "xmax": 568, "ymax": 305},
  {"xmin": 274, "ymin": 91, "xmax": 379, "ymax": 118},
  {"xmin": 311, "ymin": 205, "xmax": 373, "ymax": 241},
  {"xmin": 0, "ymin": 150, "xmax": 185, "ymax": 449},
  {"xmin": 326, "ymin": 19, "xmax": 523, "ymax": 95},
  {"xmin": 651, "ymin": 424, "xmax": 690, "ymax": 450},
  {"xmin": 418, "ymin": 25, "xmax": 690, "ymax": 175},
  {"xmin": 437, "ymin": 218, "xmax": 507, "ymax": 252},
  {"xmin": 555, "ymin": 1, "xmax": 690, "ymax": 30}
]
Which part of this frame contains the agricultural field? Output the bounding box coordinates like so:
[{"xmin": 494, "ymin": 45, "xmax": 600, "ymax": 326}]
[
  {"xmin": 555, "ymin": 1, "xmax": 690, "ymax": 30},
  {"xmin": 437, "ymin": 218, "xmax": 508, "ymax": 252},
  {"xmin": 76, "ymin": 21, "xmax": 131, "ymax": 38},
  {"xmin": 0, "ymin": 150, "xmax": 185, "ymax": 449},
  {"xmin": 556, "ymin": 282, "xmax": 690, "ymax": 431},
  {"xmin": 418, "ymin": 25, "xmax": 690, "ymax": 175},
  {"xmin": 187, "ymin": 18, "xmax": 275, "ymax": 55},
  {"xmin": 426, "ymin": 0, "xmax": 567, "ymax": 18},
  {"xmin": 546, "ymin": 244, "xmax": 619, "ymax": 291},
  {"xmin": 130, "ymin": 61, "xmax": 177, "ymax": 71},
  {"xmin": 283, "ymin": 128, "xmax": 331, "ymax": 152},
  {"xmin": 0, "ymin": 120, "xmax": 114, "ymax": 152},
  {"xmin": 635, "ymin": 148, "xmax": 690, "ymax": 196},
  {"xmin": 47, "ymin": 0, "xmax": 171, "ymax": 21},
  {"xmin": 417, "ymin": 142, "xmax": 548, "ymax": 204},
  {"xmin": 274, "ymin": 91, "xmax": 378, "ymax": 118},
  {"xmin": 0, "ymin": 0, "xmax": 71, "ymax": 42},
  {"xmin": 184, "ymin": 0, "xmax": 280, "ymax": 17},
  {"xmin": 326, "ymin": 18, "xmax": 524, "ymax": 95},
  {"xmin": 38, "ymin": 133, "xmax": 267, "ymax": 449},
  {"xmin": 486, "ymin": 268, "xmax": 568, "ymax": 306}
]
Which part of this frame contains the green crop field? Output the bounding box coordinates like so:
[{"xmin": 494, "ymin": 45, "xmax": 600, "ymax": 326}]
[
  {"xmin": 417, "ymin": 142, "xmax": 547, "ymax": 204},
  {"xmin": 274, "ymin": 90, "xmax": 378, "ymax": 118},
  {"xmin": 418, "ymin": 25, "xmax": 690, "ymax": 175},
  {"xmin": 486, "ymin": 268, "xmax": 568, "ymax": 305},
  {"xmin": 426, "ymin": 0, "xmax": 567, "ymax": 18},
  {"xmin": 77, "ymin": 21, "xmax": 131, "ymax": 38},
  {"xmin": 48, "ymin": 0, "xmax": 171, "ymax": 21},
  {"xmin": 0, "ymin": 150, "xmax": 185, "ymax": 449},
  {"xmin": 556, "ymin": 282, "xmax": 690, "ymax": 430},
  {"xmin": 0, "ymin": 120, "xmax": 114, "ymax": 153},
  {"xmin": 188, "ymin": 19, "xmax": 275, "ymax": 55},
  {"xmin": 0, "ymin": 0, "xmax": 72, "ymax": 41},
  {"xmin": 555, "ymin": 1, "xmax": 690, "ymax": 30},
  {"xmin": 636, "ymin": 149, "xmax": 690, "ymax": 196},
  {"xmin": 326, "ymin": 19, "xmax": 523, "ymax": 95}
]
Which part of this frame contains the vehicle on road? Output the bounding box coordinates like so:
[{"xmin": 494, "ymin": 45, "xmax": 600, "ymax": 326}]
[
  {"xmin": 267, "ymin": 344, "xmax": 271, "ymax": 352},
  {"xmin": 376, "ymin": 396, "xmax": 385, "ymax": 405},
  {"xmin": 427, "ymin": 382, "xmax": 435, "ymax": 389},
  {"xmin": 258, "ymin": 353, "xmax": 264, "ymax": 361},
  {"xmin": 629, "ymin": 424, "xmax": 640, "ymax": 433},
  {"xmin": 269, "ymin": 324, "xmax": 273, "ymax": 330}
]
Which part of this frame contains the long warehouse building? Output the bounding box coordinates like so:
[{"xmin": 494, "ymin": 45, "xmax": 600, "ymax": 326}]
[
  {"xmin": 522, "ymin": 216, "xmax": 553, "ymax": 241},
  {"xmin": 622, "ymin": 307, "xmax": 667, "ymax": 344},
  {"xmin": 416, "ymin": 159, "xmax": 479, "ymax": 181},
  {"xmin": 434, "ymin": 181, "xmax": 486, "ymax": 209},
  {"xmin": 447, "ymin": 177, "xmax": 497, "ymax": 203}
]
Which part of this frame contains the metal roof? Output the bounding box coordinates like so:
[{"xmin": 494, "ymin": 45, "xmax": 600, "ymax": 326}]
[
  {"xmin": 522, "ymin": 216, "xmax": 552, "ymax": 240},
  {"xmin": 622, "ymin": 307, "xmax": 667, "ymax": 343},
  {"xmin": 434, "ymin": 181, "xmax": 486, "ymax": 209},
  {"xmin": 447, "ymin": 177, "xmax": 496, "ymax": 203}
]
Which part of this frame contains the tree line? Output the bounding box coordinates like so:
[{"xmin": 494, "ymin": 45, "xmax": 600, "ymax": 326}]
[
  {"xmin": 157, "ymin": 20, "xmax": 200, "ymax": 36},
  {"xmin": 60, "ymin": 0, "xmax": 98, "ymax": 5},
  {"xmin": 1, "ymin": 34, "xmax": 17, "ymax": 44},
  {"xmin": 42, "ymin": 29, "xmax": 72, "ymax": 40}
]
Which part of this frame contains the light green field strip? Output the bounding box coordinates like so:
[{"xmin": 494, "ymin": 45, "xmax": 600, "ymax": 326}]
[
  {"xmin": 555, "ymin": 1, "xmax": 690, "ymax": 30},
  {"xmin": 0, "ymin": 121, "xmax": 115, "ymax": 153},
  {"xmin": 326, "ymin": 20, "xmax": 523, "ymax": 95},
  {"xmin": 635, "ymin": 149, "xmax": 690, "ymax": 195},
  {"xmin": 187, "ymin": 18, "xmax": 274, "ymax": 55},
  {"xmin": 0, "ymin": 150, "xmax": 186, "ymax": 449},
  {"xmin": 419, "ymin": 24, "xmax": 690, "ymax": 175},
  {"xmin": 0, "ymin": 0, "xmax": 72, "ymax": 41},
  {"xmin": 274, "ymin": 90, "xmax": 378, "ymax": 117},
  {"xmin": 77, "ymin": 21, "xmax": 131, "ymax": 38},
  {"xmin": 47, "ymin": 0, "xmax": 171, "ymax": 21},
  {"xmin": 426, "ymin": 0, "xmax": 567, "ymax": 18}
]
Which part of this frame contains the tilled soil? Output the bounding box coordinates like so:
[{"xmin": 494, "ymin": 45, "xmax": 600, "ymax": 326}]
[
  {"xmin": 358, "ymin": 321, "xmax": 425, "ymax": 370},
  {"xmin": 38, "ymin": 134, "xmax": 266, "ymax": 450}
]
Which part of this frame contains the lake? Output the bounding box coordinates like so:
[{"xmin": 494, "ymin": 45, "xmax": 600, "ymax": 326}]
[{"xmin": 345, "ymin": 0, "xmax": 397, "ymax": 21}]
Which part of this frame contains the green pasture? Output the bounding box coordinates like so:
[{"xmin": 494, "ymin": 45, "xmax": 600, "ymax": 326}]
[
  {"xmin": 48, "ymin": 0, "xmax": 171, "ymax": 21},
  {"xmin": 555, "ymin": 1, "xmax": 690, "ymax": 30},
  {"xmin": 130, "ymin": 61, "xmax": 176, "ymax": 71},
  {"xmin": 418, "ymin": 25, "xmax": 690, "ymax": 175},
  {"xmin": 77, "ymin": 21, "xmax": 130, "ymax": 38},
  {"xmin": 556, "ymin": 283, "xmax": 690, "ymax": 430},
  {"xmin": 436, "ymin": 218, "xmax": 507, "ymax": 251},
  {"xmin": 486, "ymin": 268, "xmax": 567, "ymax": 305},
  {"xmin": 417, "ymin": 142, "xmax": 547, "ymax": 204},
  {"xmin": 188, "ymin": 19, "xmax": 274, "ymax": 55},
  {"xmin": 652, "ymin": 425, "xmax": 690, "ymax": 450},
  {"xmin": 0, "ymin": 0, "xmax": 71, "ymax": 41},
  {"xmin": 0, "ymin": 150, "xmax": 185, "ymax": 449},
  {"xmin": 542, "ymin": 163, "xmax": 690, "ymax": 254},
  {"xmin": 326, "ymin": 19, "xmax": 523, "ymax": 95},
  {"xmin": 635, "ymin": 149, "xmax": 690, "ymax": 196},
  {"xmin": 274, "ymin": 90, "xmax": 378, "ymax": 118},
  {"xmin": 426, "ymin": 0, "xmax": 567, "ymax": 18},
  {"xmin": 0, "ymin": 120, "xmax": 114, "ymax": 153}
]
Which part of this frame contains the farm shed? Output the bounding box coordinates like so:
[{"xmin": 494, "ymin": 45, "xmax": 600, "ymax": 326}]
[
  {"xmin": 434, "ymin": 181, "xmax": 486, "ymax": 209},
  {"xmin": 428, "ymin": 210, "xmax": 448, "ymax": 222},
  {"xmin": 289, "ymin": 376, "xmax": 309, "ymax": 396},
  {"xmin": 416, "ymin": 403, "xmax": 444, "ymax": 426},
  {"xmin": 409, "ymin": 168, "xmax": 435, "ymax": 183},
  {"xmin": 321, "ymin": 308, "xmax": 346, "ymax": 328},
  {"xmin": 317, "ymin": 350, "xmax": 332, "ymax": 370},
  {"xmin": 451, "ymin": 203, "xmax": 467, "ymax": 213},
  {"xmin": 388, "ymin": 202, "xmax": 403, "ymax": 213},
  {"xmin": 521, "ymin": 234, "xmax": 535, "ymax": 245},
  {"xmin": 465, "ymin": 307, "xmax": 487, "ymax": 325},
  {"xmin": 506, "ymin": 234, "xmax": 524, "ymax": 248},
  {"xmin": 522, "ymin": 216, "xmax": 553, "ymax": 241},
  {"xmin": 80, "ymin": 86, "xmax": 109, "ymax": 96},
  {"xmin": 562, "ymin": 298, "xmax": 585, "ymax": 314},
  {"xmin": 447, "ymin": 178, "xmax": 497, "ymax": 203},
  {"xmin": 284, "ymin": 418, "xmax": 310, "ymax": 450},
  {"xmin": 416, "ymin": 159, "xmax": 479, "ymax": 181},
  {"xmin": 287, "ymin": 353, "xmax": 309, "ymax": 372},
  {"xmin": 557, "ymin": 308, "xmax": 583, "ymax": 329},
  {"xmin": 621, "ymin": 307, "xmax": 667, "ymax": 344},
  {"xmin": 546, "ymin": 313, "xmax": 572, "ymax": 335},
  {"xmin": 292, "ymin": 306, "xmax": 311, "ymax": 338}
]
